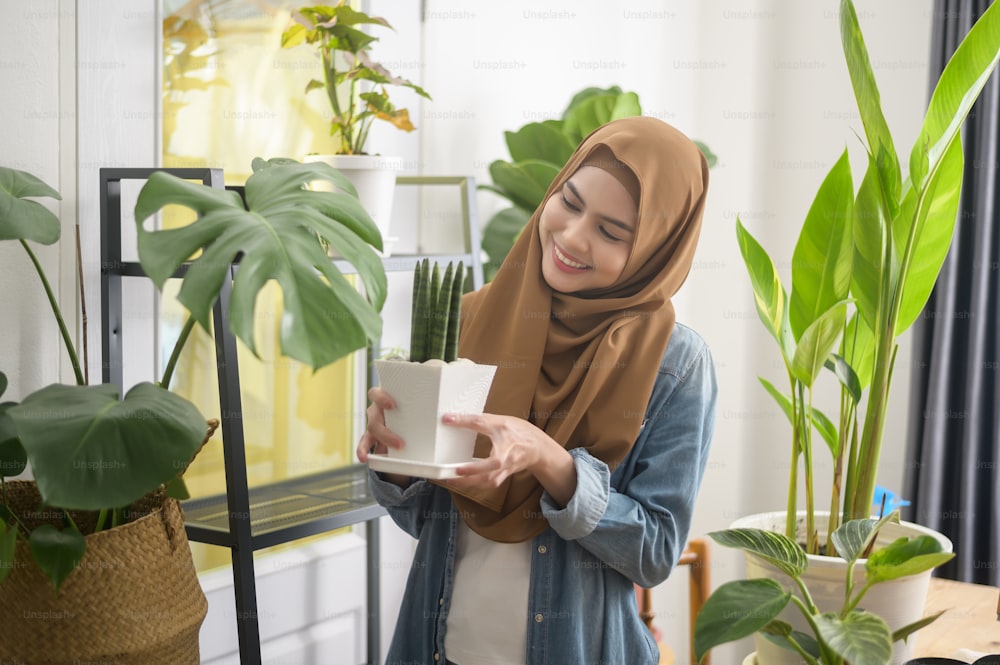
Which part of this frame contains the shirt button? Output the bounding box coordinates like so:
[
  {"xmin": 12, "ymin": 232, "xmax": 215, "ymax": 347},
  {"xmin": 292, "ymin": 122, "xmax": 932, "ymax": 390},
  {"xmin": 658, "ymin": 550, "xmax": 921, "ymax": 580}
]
[
  {"xmin": 534, "ymin": 613, "xmax": 544, "ymax": 623},
  {"xmin": 537, "ymin": 545, "xmax": 547, "ymax": 554},
  {"xmin": 439, "ymin": 597, "xmax": 444, "ymax": 606},
  {"xmin": 433, "ymin": 653, "xmax": 440, "ymax": 661}
]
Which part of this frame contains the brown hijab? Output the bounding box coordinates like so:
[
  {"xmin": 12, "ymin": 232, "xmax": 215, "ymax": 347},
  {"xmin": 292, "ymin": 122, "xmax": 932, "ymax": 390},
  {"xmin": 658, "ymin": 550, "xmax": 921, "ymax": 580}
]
[{"xmin": 453, "ymin": 116, "xmax": 709, "ymax": 542}]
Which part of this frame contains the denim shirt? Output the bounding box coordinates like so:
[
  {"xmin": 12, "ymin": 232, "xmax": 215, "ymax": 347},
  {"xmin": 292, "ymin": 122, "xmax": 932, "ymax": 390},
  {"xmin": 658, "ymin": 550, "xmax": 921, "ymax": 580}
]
[{"xmin": 369, "ymin": 323, "xmax": 717, "ymax": 665}]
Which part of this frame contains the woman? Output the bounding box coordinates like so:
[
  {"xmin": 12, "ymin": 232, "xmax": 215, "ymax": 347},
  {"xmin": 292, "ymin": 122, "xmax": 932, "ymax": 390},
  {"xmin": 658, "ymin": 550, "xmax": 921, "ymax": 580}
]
[{"xmin": 357, "ymin": 116, "xmax": 717, "ymax": 665}]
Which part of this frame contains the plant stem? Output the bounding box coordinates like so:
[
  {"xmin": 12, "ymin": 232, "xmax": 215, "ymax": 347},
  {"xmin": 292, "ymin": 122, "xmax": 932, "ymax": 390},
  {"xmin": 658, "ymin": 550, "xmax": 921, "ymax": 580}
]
[
  {"xmin": 160, "ymin": 314, "xmax": 197, "ymax": 390},
  {"xmin": 95, "ymin": 509, "xmax": 108, "ymax": 532},
  {"xmin": 786, "ymin": 371, "xmax": 801, "ymax": 541},
  {"xmin": 803, "ymin": 384, "xmax": 816, "ymax": 553},
  {"xmin": 61, "ymin": 509, "xmax": 80, "ymax": 534},
  {"xmin": 788, "ymin": 595, "xmax": 825, "ymax": 665},
  {"xmin": 20, "ymin": 240, "xmax": 85, "ymax": 386}
]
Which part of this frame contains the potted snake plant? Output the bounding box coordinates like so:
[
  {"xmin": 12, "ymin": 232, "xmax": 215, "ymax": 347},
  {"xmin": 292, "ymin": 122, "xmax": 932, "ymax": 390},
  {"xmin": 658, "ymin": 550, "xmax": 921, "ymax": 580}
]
[
  {"xmin": 695, "ymin": 1, "xmax": 1000, "ymax": 664},
  {"xmin": 0, "ymin": 157, "xmax": 386, "ymax": 663},
  {"xmin": 369, "ymin": 259, "xmax": 496, "ymax": 478}
]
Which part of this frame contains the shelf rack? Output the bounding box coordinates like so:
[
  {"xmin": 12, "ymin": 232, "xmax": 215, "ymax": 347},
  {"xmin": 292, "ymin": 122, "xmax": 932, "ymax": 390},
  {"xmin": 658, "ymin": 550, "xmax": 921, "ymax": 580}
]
[{"xmin": 100, "ymin": 168, "xmax": 483, "ymax": 665}]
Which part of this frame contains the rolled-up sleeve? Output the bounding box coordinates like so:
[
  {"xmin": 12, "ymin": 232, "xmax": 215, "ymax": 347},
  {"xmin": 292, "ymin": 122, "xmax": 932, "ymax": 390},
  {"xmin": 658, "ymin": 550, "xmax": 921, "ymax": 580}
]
[{"xmin": 540, "ymin": 448, "xmax": 611, "ymax": 540}]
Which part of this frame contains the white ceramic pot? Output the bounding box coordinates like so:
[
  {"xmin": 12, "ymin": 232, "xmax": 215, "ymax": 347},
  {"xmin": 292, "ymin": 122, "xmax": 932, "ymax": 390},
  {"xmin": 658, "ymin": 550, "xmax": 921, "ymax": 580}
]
[
  {"xmin": 373, "ymin": 358, "xmax": 496, "ymax": 464},
  {"xmin": 743, "ymin": 653, "xmax": 758, "ymax": 665},
  {"xmin": 303, "ymin": 154, "xmax": 403, "ymax": 256},
  {"xmin": 731, "ymin": 511, "xmax": 953, "ymax": 665}
]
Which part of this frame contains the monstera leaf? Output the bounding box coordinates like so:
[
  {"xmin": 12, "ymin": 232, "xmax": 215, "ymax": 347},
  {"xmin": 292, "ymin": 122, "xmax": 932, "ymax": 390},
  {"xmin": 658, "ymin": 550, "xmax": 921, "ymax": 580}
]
[
  {"xmin": 0, "ymin": 166, "xmax": 62, "ymax": 244},
  {"xmin": 134, "ymin": 158, "xmax": 387, "ymax": 370}
]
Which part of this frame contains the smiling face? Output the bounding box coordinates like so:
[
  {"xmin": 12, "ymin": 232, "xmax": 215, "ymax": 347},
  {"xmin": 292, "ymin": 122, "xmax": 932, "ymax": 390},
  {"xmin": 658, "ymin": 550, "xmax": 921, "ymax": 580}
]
[{"xmin": 537, "ymin": 165, "xmax": 638, "ymax": 294}]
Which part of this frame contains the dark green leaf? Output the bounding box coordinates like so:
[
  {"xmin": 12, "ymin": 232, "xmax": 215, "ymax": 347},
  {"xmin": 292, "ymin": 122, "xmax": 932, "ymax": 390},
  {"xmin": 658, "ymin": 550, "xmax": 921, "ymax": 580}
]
[
  {"xmin": 865, "ymin": 535, "xmax": 955, "ymax": 583},
  {"xmin": 790, "ymin": 149, "xmax": 854, "ymax": 341},
  {"xmin": 709, "ymin": 528, "xmax": 808, "ymax": 578},
  {"xmin": 694, "ymin": 578, "xmax": 790, "ymax": 663},
  {"xmin": 134, "ymin": 160, "xmax": 387, "ymax": 370},
  {"xmin": 164, "ymin": 475, "xmax": 190, "ymax": 501},
  {"xmin": 8, "ymin": 383, "xmax": 206, "ymax": 511},
  {"xmin": 825, "ymin": 353, "xmax": 862, "ymax": 404},
  {"xmin": 482, "ymin": 206, "xmax": 530, "ymax": 275},
  {"xmin": 761, "ymin": 621, "xmax": 820, "ymax": 657},
  {"xmin": 503, "ymin": 123, "xmax": 575, "ymax": 165},
  {"xmin": 0, "ymin": 166, "xmax": 62, "ymax": 245},
  {"xmin": 0, "ymin": 520, "xmax": 16, "ymax": 585},
  {"xmin": 814, "ymin": 611, "xmax": 893, "ymax": 665},
  {"xmin": 29, "ymin": 524, "xmax": 86, "ymax": 594},
  {"xmin": 0, "ymin": 371, "xmax": 6, "ymax": 398},
  {"xmin": 488, "ymin": 159, "xmax": 560, "ymax": 212},
  {"xmin": 0, "ymin": 432, "xmax": 27, "ymax": 478},
  {"xmin": 892, "ymin": 611, "xmax": 946, "ymax": 644},
  {"xmin": 840, "ymin": 0, "xmax": 902, "ymax": 218}
]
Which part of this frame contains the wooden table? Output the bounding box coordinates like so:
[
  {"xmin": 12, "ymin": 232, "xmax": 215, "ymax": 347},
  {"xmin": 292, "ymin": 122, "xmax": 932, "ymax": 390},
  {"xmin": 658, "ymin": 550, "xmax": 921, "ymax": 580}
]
[{"xmin": 914, "ymin": 577, "xmax": 1000, "ymax": 658}]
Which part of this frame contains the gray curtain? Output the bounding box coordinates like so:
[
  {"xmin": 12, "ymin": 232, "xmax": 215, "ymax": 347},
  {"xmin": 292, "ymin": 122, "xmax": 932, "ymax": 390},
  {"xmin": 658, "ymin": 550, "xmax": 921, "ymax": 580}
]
[{"xmin": 904, "ymin": 0, "xmax": 1000, "ymax": 585}]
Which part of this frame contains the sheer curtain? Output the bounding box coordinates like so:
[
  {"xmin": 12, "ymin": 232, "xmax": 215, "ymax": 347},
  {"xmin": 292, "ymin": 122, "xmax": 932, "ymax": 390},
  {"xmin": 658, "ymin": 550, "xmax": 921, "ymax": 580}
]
[{"xmin": 904, "ymin": 0, "xmax": 1000, "ymax": 585}]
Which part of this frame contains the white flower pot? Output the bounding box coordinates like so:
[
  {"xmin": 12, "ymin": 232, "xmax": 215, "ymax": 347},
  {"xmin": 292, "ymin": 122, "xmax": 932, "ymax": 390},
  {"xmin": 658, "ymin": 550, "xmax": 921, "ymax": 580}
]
[
  {"xmin": 731, "ymin": 511, "xmax": 953, "ymax": 665},
  {"xmin": 303, "ymin": 154, "xmax": 403, "ymax": 256},
  {"xmin": 373, "ymin": 358, "xmax": 496, "ymax": 465}
]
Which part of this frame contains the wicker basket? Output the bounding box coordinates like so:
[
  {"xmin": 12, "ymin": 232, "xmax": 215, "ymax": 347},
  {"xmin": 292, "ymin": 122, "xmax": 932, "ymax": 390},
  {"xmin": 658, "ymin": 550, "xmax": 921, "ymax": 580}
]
[{"xmin": 0, "ymin": 481, "xmax": 208, "ymax": 664}]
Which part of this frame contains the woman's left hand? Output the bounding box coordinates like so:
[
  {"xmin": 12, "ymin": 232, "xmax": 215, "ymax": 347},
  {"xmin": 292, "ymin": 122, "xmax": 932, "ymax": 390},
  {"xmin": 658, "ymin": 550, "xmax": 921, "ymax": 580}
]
[{"xmin": 442, "ymin": 413, "xmax": 577, "ymax": 506}]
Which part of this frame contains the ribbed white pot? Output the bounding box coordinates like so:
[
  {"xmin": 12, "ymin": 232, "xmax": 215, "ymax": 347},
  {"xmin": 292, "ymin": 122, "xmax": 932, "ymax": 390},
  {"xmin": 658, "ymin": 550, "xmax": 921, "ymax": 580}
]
[
  {"xmin": 731, "ymin": 511, "xmax": 952, "ymax": 665},
  {"xmin": 303, "ymin": 154, "xmax": 402, "ymax": 256},
  {"xmin": 373, "ymin": 359, "xmax": 496, "ymax": 464}
]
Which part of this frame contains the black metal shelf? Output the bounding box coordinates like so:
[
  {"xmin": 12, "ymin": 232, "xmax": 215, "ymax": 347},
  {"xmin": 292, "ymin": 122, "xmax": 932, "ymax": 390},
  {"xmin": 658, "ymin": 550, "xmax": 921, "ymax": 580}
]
[
  {"xmin": 100, "ymin": 168, "xmax": 483, "ymax": 665},
  {"xmin": 183, "ymin": 464, "xmax": 384, "ymax": 551}
]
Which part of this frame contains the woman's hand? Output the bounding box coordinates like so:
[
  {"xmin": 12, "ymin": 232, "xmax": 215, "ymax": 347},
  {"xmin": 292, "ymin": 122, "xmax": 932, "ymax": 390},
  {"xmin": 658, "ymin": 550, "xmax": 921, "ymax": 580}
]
[
  {"xmin": 443, "ymin": 413, "xmax": 578, "ymax": 507},
  {"xmin": 357, "ymin": 387, "xmax": 412, "ymax": 488}
]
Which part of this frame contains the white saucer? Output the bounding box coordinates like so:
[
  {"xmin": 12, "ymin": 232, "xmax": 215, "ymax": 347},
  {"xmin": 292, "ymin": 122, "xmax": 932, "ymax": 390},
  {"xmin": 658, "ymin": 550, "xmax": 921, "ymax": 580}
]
[{"xmin": 367, "ymin": 453, "xmax": 474, "ymax": 480}]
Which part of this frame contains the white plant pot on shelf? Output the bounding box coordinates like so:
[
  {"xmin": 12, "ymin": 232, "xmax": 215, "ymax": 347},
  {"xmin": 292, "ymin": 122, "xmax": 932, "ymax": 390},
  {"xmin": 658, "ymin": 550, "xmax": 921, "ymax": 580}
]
[
  {"xmin": 369, "ymin": 358, "xmax": 496, "ymax": 479},
  {"xmin": 731, "ymin": 511, "xmax": 953, "ymax": 665},
  {"xmin": 303, "ymin": 154, "xmax": 402, "ymax": 256}
]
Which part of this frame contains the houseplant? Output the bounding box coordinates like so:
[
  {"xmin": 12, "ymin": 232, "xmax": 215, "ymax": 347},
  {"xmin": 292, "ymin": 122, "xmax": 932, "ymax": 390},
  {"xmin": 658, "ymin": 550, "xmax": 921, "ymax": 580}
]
[
  {"xmin": 700, "ymin": 1, "xmax": 1000, "ymax": 663},
  {"xmin": 694, "ymin": 512, "xmax": 955, "ymax": 665},
  {"xmin": 281, "ymin": 2, "xmax": 432, "ymax": 255},
  {"xmin": 480, "ymin": 85, "xmax": 717, "ymax": 280},
  {"xmin": 0, "ymin": 157, "xmax": 386, "ymax": 662},
  {"xmin": 369, "ymin": 259, "xmax": 496, "ymax": 476}
]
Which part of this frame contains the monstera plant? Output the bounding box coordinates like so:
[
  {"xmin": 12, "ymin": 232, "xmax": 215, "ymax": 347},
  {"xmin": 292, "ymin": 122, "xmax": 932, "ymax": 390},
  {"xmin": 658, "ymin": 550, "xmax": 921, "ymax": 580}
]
[{"xmin": 0, "ymin": 157, "xmax": 386, "ymax": 592}]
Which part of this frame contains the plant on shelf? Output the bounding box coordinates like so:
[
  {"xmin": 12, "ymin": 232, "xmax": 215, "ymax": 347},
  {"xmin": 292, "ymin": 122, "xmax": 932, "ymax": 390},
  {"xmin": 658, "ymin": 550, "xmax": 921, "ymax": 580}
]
[
  {"xmin": 280, "ymin": 1, "xmax": 431, "ymax": 156},
  {"xmin": 480, "ymin": 85, "xmax": 717, "ymax": 280},
  {"xmin": 0, "ymin": 157, "xmax": 385, "ymax": 661},
  {"xmin": 694, "ymin": 513, "xmax": 955, "ymax": 665},
  {"xmin": 408, "ymin": 258, "xmax": 465, "ymax": 364}
]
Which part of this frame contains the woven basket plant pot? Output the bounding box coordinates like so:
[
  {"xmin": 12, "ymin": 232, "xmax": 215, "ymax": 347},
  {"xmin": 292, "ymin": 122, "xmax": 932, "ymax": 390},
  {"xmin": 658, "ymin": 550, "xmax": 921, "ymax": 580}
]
[{"xmin": 0, "ymin": 481, "xmax": 208, "ymax": 664}]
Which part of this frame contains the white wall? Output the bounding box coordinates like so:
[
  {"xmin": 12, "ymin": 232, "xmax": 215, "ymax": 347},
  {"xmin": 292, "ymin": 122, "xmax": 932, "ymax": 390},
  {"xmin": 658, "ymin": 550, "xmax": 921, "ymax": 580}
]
[{"xmin": 1, "ymin": 0, "xmax": 936, "ymax": 663}]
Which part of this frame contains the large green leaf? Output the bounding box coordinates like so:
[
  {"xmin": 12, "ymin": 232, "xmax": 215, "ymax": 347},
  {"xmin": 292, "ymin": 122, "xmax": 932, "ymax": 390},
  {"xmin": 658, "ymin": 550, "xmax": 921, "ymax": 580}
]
[
  {"xmin": 488, "ymin": 159, "xmax": 560, "ymax": 212},
  {"xmin": 0, "ymin": 166, "xmax": 62, "ymax": 244},
  {"xmin": 562, "ymin": 92, "xmax": 640, "ymax": 145},
  {"xmin": 825, "ymin": 353, "xmax": 862, "ymax": 405},
  {"xmin": 0, "ymin": 520, "xmax": 15, "ymax": 585},
  {"xmin": 851, "ymin": 158, "xmax": 887, "ymax": 333},
  {"xmin": 840, "ymin": 0, "xmax": 901, "ymax": 218},
  {"xmin": 709, "ymin": 528, "xmax": 808, "ymax": 578},
  {"xmin": 790, "ymin": 149, "xmax": 854, "ymax": 341},
  {"xmin": 0, "ymin": 429, "xmax": 27, "ymax": 478},
  {"xmin": 693, "ymin": 578, "xmax": 791, "ymax": 664},
  {"xmin": 865, "ymin": 535, "xmax": 955, "ymax": 584},
  {"xmin": 840, "ymin": 313, "xmax": 875, "ymax": 390},
  {"xmin": 134, "ymin": 160, "xmax": 387, "ymax": 370},
  {"xmin": 761, "ymin": 621, "xmax": 820, "ymax": 658},
  {"xmin": 29, "ymin": 525, "xmax": 86, "ymax": 595},
  {"xmin": 736, "ymin": 219, "xmax": 788, "ymax": 353},
  {"xmin": 8, "ymin": 383, "xmax": 206, "ymax": 511},
  {"xmin": 504, "ymin": 123, "xmax": 575, "ymax": 165},
  {"xmin": 814, "ymin": 611, "xmax": 893, "ymax": 665},
  {"xmin": 909, "ymin": 0, "xmax": 1000, "ymax": 192},
  {"xmin": 482, "ymin": 206, "xmax": 531, "ymax": 279},
  {"xmin": 791, "ymin": 301, "xmax": 849, "ymax": 387},
  {"xmin": 894, "ymin": 137, "xmax": 963, "ymax": 334}
]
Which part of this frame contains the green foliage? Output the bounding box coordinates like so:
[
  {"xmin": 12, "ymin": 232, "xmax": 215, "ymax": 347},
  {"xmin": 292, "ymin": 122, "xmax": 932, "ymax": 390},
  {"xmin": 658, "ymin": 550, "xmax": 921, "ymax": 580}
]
[
  {"xmin": 0, "ymin": 158, "xmax": 385, "ymax": 592},
  {"xmin": 737, "ymin": 0, "xmax": 1000, "ymax": 552},
  {"xmin": 694, "ymin": 514, "xmax": 955, "ymax": 665},
  {"xmin": 479, "ymin": 86, "xmax": 717, "ymax": 280},
  {"xmin": 409, "ymin": 259, "xmax": 465, "ymax": 363},
  {"xmin": 280, "ymin": 2, "xmax": 431, "ymax": 155}
]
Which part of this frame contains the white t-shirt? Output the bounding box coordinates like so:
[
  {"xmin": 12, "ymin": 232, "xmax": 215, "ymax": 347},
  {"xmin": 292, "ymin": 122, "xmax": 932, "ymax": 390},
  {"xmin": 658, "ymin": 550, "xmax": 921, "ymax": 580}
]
[{"xmin": 444, "ymin": 518, "xmax": 533, "ymax": 665}]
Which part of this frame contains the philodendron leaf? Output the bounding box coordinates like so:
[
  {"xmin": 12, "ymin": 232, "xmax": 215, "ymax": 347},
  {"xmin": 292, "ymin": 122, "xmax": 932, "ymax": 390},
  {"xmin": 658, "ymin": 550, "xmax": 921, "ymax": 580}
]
[
  {"xmin": 814, "ymin": 610, "xmax": 893, "ymax": 665},
  {"xmin": 709, "ymin": 528, "xmax": 808, "ymax": 579},
  {"xmin": 761, "ymin": 621, "xmax": 820, "ymax": 658},
  {"xmin": 791, "ymin": 300, "xmax": 849, "ymax": 387},
  {"xmin": 831, "ymin": 512, "xmax": 899, "ymax": 563},
  {"xmin": 736, "ymin": 218, "xmax": 789, "ymax": 356},
  {"xmin": 134, "ymin": 160, "xmax": 387, "ymax": 370},
  {"xmin": 865, "ymin": 535, "xmax": 955, "ymax": 584},
  {"xmin": 8, "ymin": 383, "xmax": 206, "ymax": 511},
  {"xmin": 693, "ymin": 578, "xmax": 790, "ymax": 664},
  {"xmin": 0, "ymin": 520, "xmax": 17, "ymax": 585},
  {"xmin": 892, "ymin": 610, "xmax": 946, "ymax": 644},
  {"xmin": 789, "ymin": 148, "xmax": 854, "ymax": 341},
  {"xmin": 0, "ymin": 166, "xmax": 62, "ymax": 245},
  {"xmin": 29, "ymin": 524, "xmax": 86, "ymax": 595}
]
